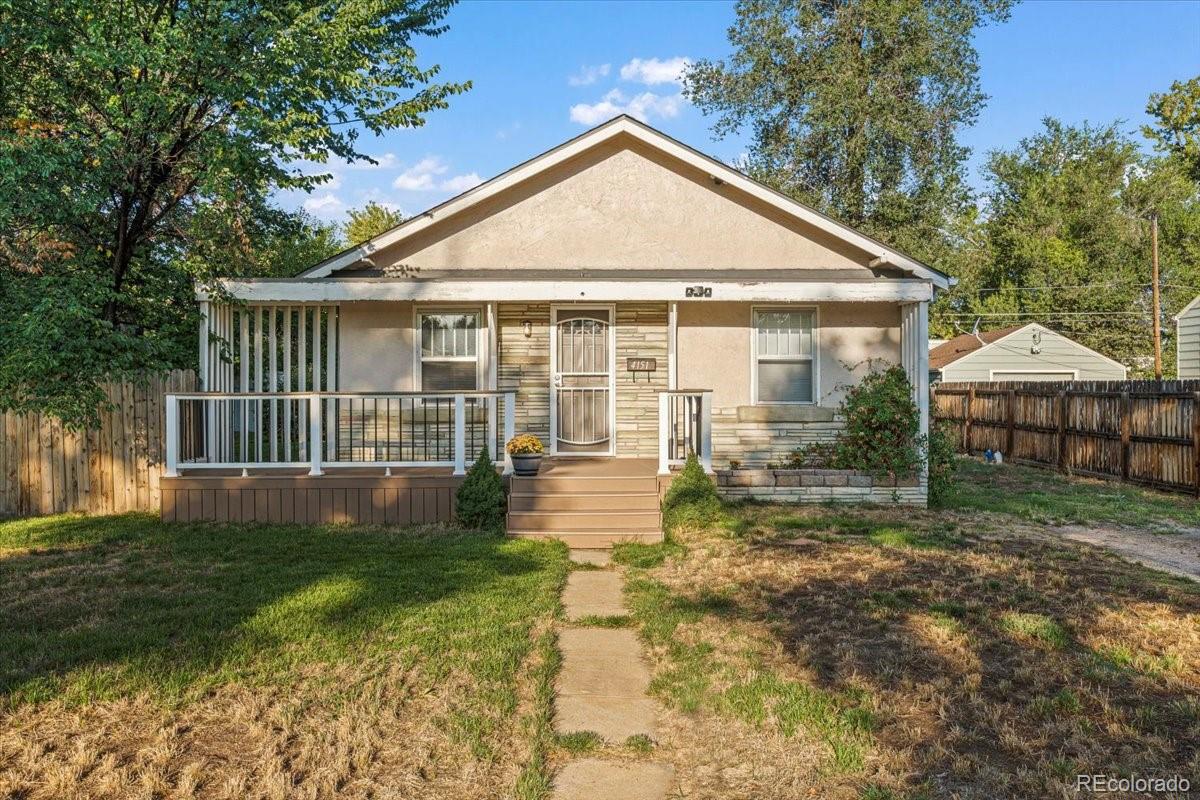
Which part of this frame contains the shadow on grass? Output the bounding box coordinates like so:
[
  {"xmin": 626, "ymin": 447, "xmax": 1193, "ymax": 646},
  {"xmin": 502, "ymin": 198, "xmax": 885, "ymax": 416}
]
[{"xmin": 0, "ymin": 513, "xmax": 562, "ymax": 709}]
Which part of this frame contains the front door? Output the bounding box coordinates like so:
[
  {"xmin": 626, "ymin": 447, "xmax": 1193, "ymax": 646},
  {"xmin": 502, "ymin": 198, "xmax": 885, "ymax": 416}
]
[{"xmin": 550, "ymin": 305, "xmax": 615, "ymax": 455}]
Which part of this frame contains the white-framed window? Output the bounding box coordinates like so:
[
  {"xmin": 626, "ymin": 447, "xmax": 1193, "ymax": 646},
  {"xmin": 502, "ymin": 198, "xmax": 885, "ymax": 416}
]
[
  {"xmin": 752, "ymin": 307, "xmax": 817, "ymax": 404},
  {"xmin": 417, "ymin": 310, "xmax": 481, "ymax": 391}
]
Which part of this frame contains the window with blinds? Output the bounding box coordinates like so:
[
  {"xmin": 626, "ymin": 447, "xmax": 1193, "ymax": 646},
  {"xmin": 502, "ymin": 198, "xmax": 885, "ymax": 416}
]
[
  {"xmin": 753, "ymin": 308, "xmax": 815, "ymax": 403},
  {"xmin": 419, "ymin": 312, "xmax": 480, "ymax": 391}
]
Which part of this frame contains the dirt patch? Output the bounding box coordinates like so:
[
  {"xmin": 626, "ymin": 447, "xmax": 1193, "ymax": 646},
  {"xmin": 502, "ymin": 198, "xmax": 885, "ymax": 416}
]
[{"xmin": 1054, "ymin": 524, "xmax": 1200, "ymax": 581}]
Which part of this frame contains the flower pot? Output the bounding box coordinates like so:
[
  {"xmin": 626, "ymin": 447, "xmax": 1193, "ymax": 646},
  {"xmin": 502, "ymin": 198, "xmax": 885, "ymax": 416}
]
[{"xmin": 511, "ymin": 453, "xmax": 543, "ymax": 476}]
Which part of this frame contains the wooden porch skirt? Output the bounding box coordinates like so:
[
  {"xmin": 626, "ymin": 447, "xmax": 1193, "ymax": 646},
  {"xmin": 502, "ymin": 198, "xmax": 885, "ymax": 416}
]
[{"xmin": 161, "ymin": 472, "xmax": 464, "ymax": 525}]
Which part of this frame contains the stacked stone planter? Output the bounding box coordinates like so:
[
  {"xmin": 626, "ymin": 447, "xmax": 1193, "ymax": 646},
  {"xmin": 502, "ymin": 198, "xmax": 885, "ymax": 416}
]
[{"xmin": 715, "ymin": 468, "xmax": 925, "ymax": 506}]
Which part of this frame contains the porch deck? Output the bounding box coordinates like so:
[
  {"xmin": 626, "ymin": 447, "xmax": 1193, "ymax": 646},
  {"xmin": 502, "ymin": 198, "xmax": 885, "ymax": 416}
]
[{"xmin": 161, "ymin": 458, "xmax": 670, "ymax": 543}]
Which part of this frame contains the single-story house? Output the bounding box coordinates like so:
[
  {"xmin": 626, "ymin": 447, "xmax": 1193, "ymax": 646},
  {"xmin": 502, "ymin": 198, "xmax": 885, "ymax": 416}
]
[
  {"xmin": 162, "ymin": 116, "xmax": 947, "ymax": 542},
  {"xmin": 1174, "ymin": 295, "xmax": 1200, "ymax": 378},
  {"xmin": 929, "ymin": 323, "xmax": 1127, "ymax": 383}
]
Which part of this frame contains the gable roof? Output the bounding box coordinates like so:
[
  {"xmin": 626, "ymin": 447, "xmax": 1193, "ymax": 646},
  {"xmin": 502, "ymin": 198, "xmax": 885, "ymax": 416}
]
[
  {"xmin": 1173, "ymin": 293, "xmax": 1200, "ymax": 321},
  {"xmin": 298, "ymin": 115, "xmax": 951, "ymax": 288},
  {"xmin": 930, "ymin": 322, "xmax": 1127, "ymax": 374},
  {"xmin": 929, "ymin": 325, "xmax": 1025, "ymax": 370}
]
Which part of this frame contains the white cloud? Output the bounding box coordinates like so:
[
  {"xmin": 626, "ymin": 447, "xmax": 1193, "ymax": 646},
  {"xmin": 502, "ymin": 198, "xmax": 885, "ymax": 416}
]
[
  {"xmin": 440, "ymin": 172, "xmax": 483, "ymax": 193},
  {"xmin": 619, "ymin": 56, "xmax": 690, "ymax": 86},
  {"xmin": 302, "ymin": 192, "xmax": 345, "ymax": 218},
  {"xmin": 496, "ymin": 121, "xmax": 522, "ymax": 140},
  {"xmin": 351, "ymin": 152, "xmax": 399, "ymax": 170},
  {"xmin": 569, "ymin": 89, "xmax": 684, "ymax": 126},
  {"xmin": 392, "ymin": 156, "xmax": 449, "ymax": 191},
  {"xmin": 568, "ymin": 63, "xmax": 611, "ymax": 87}
]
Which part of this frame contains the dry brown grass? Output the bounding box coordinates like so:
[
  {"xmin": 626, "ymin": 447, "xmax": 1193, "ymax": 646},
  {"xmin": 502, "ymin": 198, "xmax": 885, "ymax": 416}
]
[
  {"xmin": 621, "ymin": 503, "xmax": 1200, "ymax": 800},
  {"xmin": 0, "ymin": 515, "xmax": 568, "ymax": 799}
]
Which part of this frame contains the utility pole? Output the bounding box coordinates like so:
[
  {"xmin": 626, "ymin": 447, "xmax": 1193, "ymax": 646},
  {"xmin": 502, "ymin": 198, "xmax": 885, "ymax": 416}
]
[{"xmin": 1152, "ymin": 212, "xmax": 1162, "ymax": 380}]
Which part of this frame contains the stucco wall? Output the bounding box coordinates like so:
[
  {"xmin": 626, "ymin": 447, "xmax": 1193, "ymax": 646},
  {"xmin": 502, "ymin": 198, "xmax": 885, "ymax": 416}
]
[
  {"xmin": 359, "ymin": 137, "xmax": 874, "ymax": 273},
  {"xmin": 337, "ymin": 301, "xmax": 414, "ymax": 391},
  {"xmin": 940, "ymin": 326, "xmax": 1126, "ymax": 382},
  {"xmin": 676, "ymin": 302, "xmax": 901, "ymax": 408}
]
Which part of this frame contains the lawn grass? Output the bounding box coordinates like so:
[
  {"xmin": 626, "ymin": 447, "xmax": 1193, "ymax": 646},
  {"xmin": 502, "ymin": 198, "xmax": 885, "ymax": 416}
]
[
  {"xmin": 617, "ymin": 465, "xmax": 1200, "ymax": 799},
  {"xmin": 943, "ymin": 458, "xmax": 1200, "ymax": 530},
  {"xmin": 0, "ymin": 512, "xmax": 569, "ymax": 800}
]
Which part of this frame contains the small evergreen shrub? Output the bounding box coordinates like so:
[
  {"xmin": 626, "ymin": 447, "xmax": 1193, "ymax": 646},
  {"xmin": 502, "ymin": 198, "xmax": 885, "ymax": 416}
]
[
  {"xmin": 833, "ymin": 365, "xmax": 922, "ymax": 478},
  {"xmin": 455, "ymin": 444, "xmax": 506, "ymax": 532},
  {"xmin": 662, "ymin": 452, "xmax": 723, "ymax": 533},
  {"xmin": 926, "ymin": 421, "xmax": 957, "ymax": 505}
]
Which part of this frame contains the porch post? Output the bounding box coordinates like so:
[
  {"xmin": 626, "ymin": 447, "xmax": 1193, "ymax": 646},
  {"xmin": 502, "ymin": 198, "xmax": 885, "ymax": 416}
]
[
  {"xmin": 658, "ymin": 392, "xmax": 670, "ymax": 475},
  {"xmin": 502, "ymin": 392, "xmax": 516, "ymax": 474},
  {"xmin": 453, "ymin": 393, "xmax": 467, "ymax": 476},
  {"xmin": 699, "ymin": 391, "xmax": 713, "ymax": 474},
  {"xmin": 164, "ymin": 394, "xmax": 179, "ymax": 478},
  {"xmin": 308, "ymin": 394, "xmax": 323, "ymax": 476}
]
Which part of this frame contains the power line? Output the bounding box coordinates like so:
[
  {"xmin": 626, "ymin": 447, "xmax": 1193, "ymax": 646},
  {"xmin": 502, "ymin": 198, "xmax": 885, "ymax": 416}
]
[{"xmin": 938, "ymin": 311, "xmax": 1146, "ymax": 317}]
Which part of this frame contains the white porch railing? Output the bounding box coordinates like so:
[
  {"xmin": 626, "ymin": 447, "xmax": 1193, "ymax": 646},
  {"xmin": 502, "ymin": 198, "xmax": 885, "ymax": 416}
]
[
  {"xmin": 164, "ymin": 391, "xmax": 517, "ymax": 477},
  {"xmin": 658, "ymin": 390, "xmax": 713, "ymax": 475}
]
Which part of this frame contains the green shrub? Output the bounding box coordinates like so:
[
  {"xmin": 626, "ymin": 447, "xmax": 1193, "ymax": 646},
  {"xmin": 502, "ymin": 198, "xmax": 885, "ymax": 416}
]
[
  {"xmin": 926, "ymin": 421, "xmax": 957, "ymax": 505},
  {"xmin": 783, "ymin": 441, "xmax": 836, "ymax": 469},
  {"xmin": 833, "ymin": 365, "xmax": 922, "ymax": 478},
  {"xmin": 455, "ymin": 445, "xmax": 506, "ymax": 532},
  {"xmin": 662, "ymin": 452, "xmax": 723, "ymax": 533}
]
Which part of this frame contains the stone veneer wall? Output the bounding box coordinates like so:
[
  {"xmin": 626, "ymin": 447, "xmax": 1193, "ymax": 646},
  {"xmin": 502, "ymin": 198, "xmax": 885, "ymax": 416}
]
[
  {"xmin": 717, "ymin": 468, "xmax": 926, "ymax": 506},
  {"xmin": 711, "ymin": 410, "xmax": 845, "ymax": 468},
  {"xmin": 615, "ymin": 303, "xmax": 669, "ymax": 459},
  {"xmin": 498, "ymin": 303, "xmax": 551, "ymax": 442}
]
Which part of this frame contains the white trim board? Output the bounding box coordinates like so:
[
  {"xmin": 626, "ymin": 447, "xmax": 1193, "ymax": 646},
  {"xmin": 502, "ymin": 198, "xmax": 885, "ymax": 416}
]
[
  {"xmin": 943, "ymin": 323, "xmax": 1127, "ymax": 376},
  {"xmin": 295, "ymin": 116, "xmax": 950, "ymax": 289},
  {"xmin": 206, "ymin": 278, "xmax": 933, "ymax": 304}
]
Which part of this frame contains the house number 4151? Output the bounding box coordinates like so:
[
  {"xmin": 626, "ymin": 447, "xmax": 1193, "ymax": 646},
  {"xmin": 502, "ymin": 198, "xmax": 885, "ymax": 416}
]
[{"xmin": 685, "ymin": 285, "xmax": 712, "ymax": 297}]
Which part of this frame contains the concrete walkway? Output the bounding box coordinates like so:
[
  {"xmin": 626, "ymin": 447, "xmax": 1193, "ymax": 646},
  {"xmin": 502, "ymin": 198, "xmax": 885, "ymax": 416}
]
[{"xmin": 552, "ymin": 550, "xmax": 674, "ymax": 800}]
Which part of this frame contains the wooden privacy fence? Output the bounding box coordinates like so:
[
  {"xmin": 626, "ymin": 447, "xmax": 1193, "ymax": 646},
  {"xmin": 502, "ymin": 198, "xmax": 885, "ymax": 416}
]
[
  {"xmin": 0, "ymin": 371, "xmax": 197, "ymax": 517},
  {"xmin": 932, "ymin": 380, "xmax": 1200, "ymax": 495}
]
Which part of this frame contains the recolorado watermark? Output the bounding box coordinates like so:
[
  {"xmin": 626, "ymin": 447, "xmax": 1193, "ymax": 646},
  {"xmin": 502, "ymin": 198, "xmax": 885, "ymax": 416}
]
[{"xmin": 1076, "ymin": 774, "xmax": 1191, "ymax": 794}]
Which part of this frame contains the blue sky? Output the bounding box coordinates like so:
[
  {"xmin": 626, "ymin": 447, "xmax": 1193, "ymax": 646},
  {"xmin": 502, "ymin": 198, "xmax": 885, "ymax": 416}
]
[{"xmin": 278, "ymin": 0, "xmax": 1200, "ymax": 226}]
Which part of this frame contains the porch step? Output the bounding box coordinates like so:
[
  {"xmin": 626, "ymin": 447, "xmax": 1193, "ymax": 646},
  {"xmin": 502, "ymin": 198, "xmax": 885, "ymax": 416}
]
[
  {"xmin": 508, "ymin": 530, "xmax": 662, "ymax": 548},
  {"xmin": 510, "ymin": 475, "xmax": 655, "ymax": 494},
  {"xmin": 508, "ymin": 510, "xmax": 661, "ymax": 531},
  {"xmin": 509, "ymin": 491, "xmax": 660, "ymax": 512},
  {"xmin": 506, "ymin": 469, "xmax": 663, "ymax": 546}
]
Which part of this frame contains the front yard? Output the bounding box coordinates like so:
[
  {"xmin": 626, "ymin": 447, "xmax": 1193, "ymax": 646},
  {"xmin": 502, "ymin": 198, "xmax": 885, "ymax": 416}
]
[
  {"xmin": 1, "ymin": 461, "xmax": 1197, "ymax": 799},
  {"xmin": 0, "ymin": 514, "xmax": 568, "ymax": 799},
  {"xmin": 601, "ymin": 461, "xmax": 1200, "ymax": 799}
]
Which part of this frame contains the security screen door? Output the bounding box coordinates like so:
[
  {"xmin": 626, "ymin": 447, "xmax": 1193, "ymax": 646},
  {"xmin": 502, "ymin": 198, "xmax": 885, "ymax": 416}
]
[{"xmin": 550, "ymin": 306, "xmax": 614, "ymax": 455}]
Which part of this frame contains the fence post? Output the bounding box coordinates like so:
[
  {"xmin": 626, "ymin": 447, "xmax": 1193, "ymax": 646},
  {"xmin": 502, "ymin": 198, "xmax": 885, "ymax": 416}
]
[
  {"xmin": 1193, "ymin": 392, "xmax": 1200, "ymax": 497},
  {"xmin": 164, "ymin": 395, "xmax": 179, "ymax": 478},
  {"xmin": 963, "ymin": 387, "xmax": 975, "ymax": 453},
  {"xmin": 308, "ymin": 394, "xmax": 323, "ymax": 476},
  {"xmin": 453, "ymin": 393, "xmax": 467, "ymax": 476},
  {"xmin": 1057, "ymin": 390, "xmax": 1068, "ymax": 473},
  {"xmin": 1120, "ymin": 391, "xmax": 1131, "ymax": 482},
  {"xmin": 1006, "ymin": 389, "xmax": 1016, "ymax": 458},
  {"xmin": 502, "ymin": 393, "xmax": 515, "ymax": 475},
  {"xmin": 658, "ymin": 392, "xmax": 671, "ymax": 475}
]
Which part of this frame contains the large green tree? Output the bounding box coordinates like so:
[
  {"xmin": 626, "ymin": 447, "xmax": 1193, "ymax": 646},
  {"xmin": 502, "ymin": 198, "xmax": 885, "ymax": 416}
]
[
  {"xmin": 0, "ymin": 0, "xmax": 466, "ymax": 424},
  {"xmin": 932, "ymin": 117, "xmax": 1200, "ymax": 374},
  {"xmin": 1144, "ymin": 77, "xmax": 1200, "ymax": 181},
  {"xmin": 684, "ymin": 0, "xmax": 1014, "ymax": 265},
  {"xmin": 344, "ymin": 202, "xmax": 406, "ymax": 244}
]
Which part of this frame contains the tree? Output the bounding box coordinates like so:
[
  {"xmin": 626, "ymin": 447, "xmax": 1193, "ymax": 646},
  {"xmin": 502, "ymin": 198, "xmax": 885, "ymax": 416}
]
[
  {"xmin": 684, "ymin": 0, "xmax": 1014, "ymax": 265},
  {"xmin": 0, "ymin": 0, "xmax": 467, "ymax": 424},
  {"xmin": 1143, "ymin": 77, "xmax": 1200, "ymax": 181},
  {"xmin": 930, "ymin": 118, "xmax": 1200, "ymax": 374},
  {"xmin": 345, "ymin": 202, "xmax": 406, "ymax": 244}
]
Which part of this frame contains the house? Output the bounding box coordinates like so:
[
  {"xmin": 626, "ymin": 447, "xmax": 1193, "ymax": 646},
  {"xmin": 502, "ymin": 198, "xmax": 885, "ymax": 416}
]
[
  {"xmin": 929, "ymin": 323, "xmax": 1127, "ymax": 383},
  {"xmin": 161, "ymin": 116, "xmax": 947, "ymax": 542},
  {"xmin": 1174, "ymin": 295, "xmax": 1200, "ymax": 378}
]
